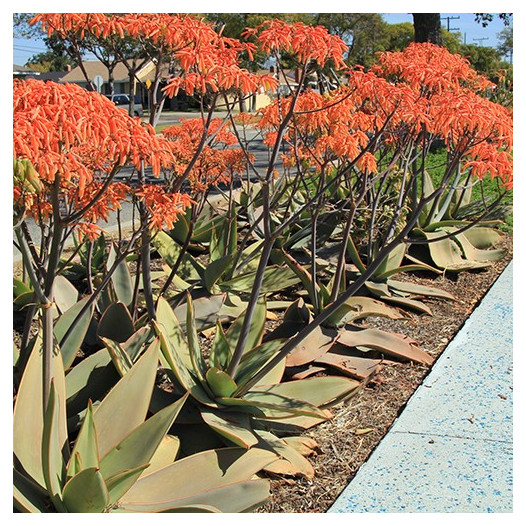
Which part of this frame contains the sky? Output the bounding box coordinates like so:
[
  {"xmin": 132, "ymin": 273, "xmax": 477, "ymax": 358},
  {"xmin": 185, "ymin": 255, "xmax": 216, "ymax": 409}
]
[{"xmin": 13, "ymin": 11, "xmax": 512, "ymax": 66}]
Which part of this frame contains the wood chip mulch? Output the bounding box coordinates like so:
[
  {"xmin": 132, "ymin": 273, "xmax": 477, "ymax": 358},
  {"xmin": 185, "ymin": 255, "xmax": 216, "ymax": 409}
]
[{"xmin": 257, "ymin": 233, "xmax": 513, "ymax": 513}]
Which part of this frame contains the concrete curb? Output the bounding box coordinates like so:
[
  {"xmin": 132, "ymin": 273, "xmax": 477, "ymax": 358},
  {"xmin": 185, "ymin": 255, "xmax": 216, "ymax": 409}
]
[{"xmin": 328, "ymin": 261, "xmax": 513, "ymax": 513}]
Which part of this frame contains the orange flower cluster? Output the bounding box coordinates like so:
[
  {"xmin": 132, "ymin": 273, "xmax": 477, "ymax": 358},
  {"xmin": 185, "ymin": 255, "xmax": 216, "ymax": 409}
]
[
  {"xmin": 13, "ymin": 79, "xmax": 187, "ymax": 237},
  {"xmin": 244, "ymin": 20, "xmax": 347, "ymax": 68},
  {"xmin": 372, "ymin": 42, "xmax": 494, "ymax": 94},
  {"xmin": 257, "ymin": 73, "xmax": 416, "ymax": 171},
  {"xmin": 162, "ymin": 118, "xmax": 253, "ymax": 192},
  {"xmin": 31, "ymin": 13, "xmax": 279, "ymax": 100},
  {"xmin": 234, "ymin": 112, "xmax": 261, "ymax": 127},
  {"xmin": 373, "ymin": 43, "xmax": 513, "ymax": 188},
  {"xmin": 257, "ymin": 43, "xmax": 512, "ymax": 188},
  {"xmin": 135, "ymin": 185, "xmax": 194, "ymax": 231}
]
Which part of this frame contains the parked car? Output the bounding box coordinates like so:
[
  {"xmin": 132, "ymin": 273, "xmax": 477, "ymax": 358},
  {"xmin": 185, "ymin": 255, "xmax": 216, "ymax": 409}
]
[{"xmin": 105, "ymin": 94, "xmax": 144, "ymax": 117}]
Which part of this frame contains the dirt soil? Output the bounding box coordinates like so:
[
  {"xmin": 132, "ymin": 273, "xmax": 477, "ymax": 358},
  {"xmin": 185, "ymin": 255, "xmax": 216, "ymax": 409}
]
[{"xmin": 257, "ymin": 233, "xmax": 513, "ymax": 513}]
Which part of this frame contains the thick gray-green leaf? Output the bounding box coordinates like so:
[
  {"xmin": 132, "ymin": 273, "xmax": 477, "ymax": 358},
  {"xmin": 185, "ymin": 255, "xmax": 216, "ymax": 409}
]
[
  {"xmin": 13, "ymin": 335, "xmax": 67, "ymax": 489},
  {"xmin": 97, "ymin": 302, "xmax": 135, "ymax": 343},
  {"xmin": 107, "ymin": 244, "xmax": 134, "ymax": 306},
  {"xmin": 54, "ymin": 296, "xmax": 93, "ymax": 369},
  {"xmin": 116, "ymin": 447, "xmax": 276, "ymax": 512},
  {"xmin": 200, "ymin": 409, "xmax": 259, "ymax": 448},
  {"xmin": 92, "ymin": 340, "xmax": 159, "ymax": 459},
  {"xmin": 61, "ymin": 467, "xmax": 109, "ymax": 513},
  {"xmin": 152, "ymin": 231, "xmax": 204, "ymax": 282},
  {"xmin": 99, "ymin": 394, "xmax": 188, "ymax": 481}
]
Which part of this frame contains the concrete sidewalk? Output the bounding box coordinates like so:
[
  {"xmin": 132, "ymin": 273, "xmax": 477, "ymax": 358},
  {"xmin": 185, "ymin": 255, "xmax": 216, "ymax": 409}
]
[{"xmin": 329, "ymin": 261, "xmax": 513, "ymax": 513}]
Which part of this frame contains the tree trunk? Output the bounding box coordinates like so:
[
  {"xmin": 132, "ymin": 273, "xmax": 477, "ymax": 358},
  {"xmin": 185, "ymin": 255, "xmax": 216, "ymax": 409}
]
[{"xmin": 412, "ymin": 13, "xmax": 442, "ymax": 45}]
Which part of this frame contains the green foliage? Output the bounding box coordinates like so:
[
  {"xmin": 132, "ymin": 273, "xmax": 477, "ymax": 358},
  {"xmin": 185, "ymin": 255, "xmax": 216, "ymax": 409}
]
[
  {"xmin": 14, "ymin": 339, "xmax": 274, "ymax": 512},
  {"xmin": 152, "ymin": 295, "xmax": 360, "ymax": 478}
]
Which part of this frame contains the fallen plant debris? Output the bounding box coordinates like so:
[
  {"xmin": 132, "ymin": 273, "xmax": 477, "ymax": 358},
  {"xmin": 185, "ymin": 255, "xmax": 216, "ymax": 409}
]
[{"xmin": 257, "ymin": 234, "xmax": 512, "ymax": 512}]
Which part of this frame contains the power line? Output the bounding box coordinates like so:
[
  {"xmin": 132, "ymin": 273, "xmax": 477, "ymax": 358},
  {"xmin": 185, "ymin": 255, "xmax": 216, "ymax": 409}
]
[
  {"xmin": 473, "ymin": 37, "xmax": 489, "ymax": 46},
  {"xmin": 440, "ymin": 16, "xmax": 460, "ymax": 32},
  {"xmin": 13, "ymin": 44, "xmax": 47, "ymax": 52}
]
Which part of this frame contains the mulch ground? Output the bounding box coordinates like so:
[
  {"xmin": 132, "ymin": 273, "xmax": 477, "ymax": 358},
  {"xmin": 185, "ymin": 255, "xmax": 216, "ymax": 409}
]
[{"xmin": 257, "ymin": 233, "xmax": 513, "ymax": 513}]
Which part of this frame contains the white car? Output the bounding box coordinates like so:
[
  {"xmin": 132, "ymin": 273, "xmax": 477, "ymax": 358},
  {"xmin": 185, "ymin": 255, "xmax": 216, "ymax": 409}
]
[{"xmin": 106, "ymin": 94, "xmax": 144, "ymax": 117}]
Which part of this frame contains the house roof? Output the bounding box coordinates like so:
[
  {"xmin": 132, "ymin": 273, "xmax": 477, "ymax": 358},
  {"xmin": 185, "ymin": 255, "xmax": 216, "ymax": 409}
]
[
  {"xmin": 25, "ymin": 71, "xmax": 69, "ymax": 82},
  {"xmin": 60, "ymin": 61, "xmax": 133, "ymax": 83},
  {"xmin": 59, "ymin": 60, "xmax": 172, "ymax": 84}
]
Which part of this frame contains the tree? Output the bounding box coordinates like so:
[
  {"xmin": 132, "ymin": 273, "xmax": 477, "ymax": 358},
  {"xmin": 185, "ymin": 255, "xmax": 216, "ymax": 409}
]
[
  {"xmin": 26, "ymin": 49, "xmax": 75, "ymax": 72},
  {"xmin": 497, "ymin": 26, "xmax": 513, "ymax": 62},
  {"xmin": 384, "ymin": 22, "xmax": 414, "ymax": 51},
  {"xmin": 412, "ymin": 13, "xmax": 442, "ymax": 45},
  {"xmin": 315, "ymin": 13, "xmax": 389, "ymax": 67},
  {"xmin": 474, "ymin": 13, "xmax": 513, "ymax": 27}
]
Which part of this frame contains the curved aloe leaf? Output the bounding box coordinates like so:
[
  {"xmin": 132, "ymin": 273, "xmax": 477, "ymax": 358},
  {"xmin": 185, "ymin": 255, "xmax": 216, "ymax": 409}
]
[
  {"xmin": 173, "ymin": 294, "xmax": 226, "ymax": 332},
  {"xmin": 204, "ymin": 254, "xmax": 234, "ymax": 292},
  {"xmin": 454, "ymin": 231, "xmax": 506, "ymax": 262},
  {"xmin": 140, "ymin": 435, "xmax": 180, "ymax": 478},
  {"xmin": 314, "ymin": 351, "xmax": 381, "ymax": 381},
  {"xmin": 462, "ymin": 226, "xmax": 503, "ymax": 249},
  {"xmin": 206, "ymin": 368, "xmax": 238, "ymax": 398},
  {"xmin": 221, "ymin": 392, "xmax": 328, "ymax": 420},
  {"xmin": 375, "ymin": 262, "xmax": 437, "ymax": 280},
  {"xmin": 152, "ymin": 231, "xmax": 204, "ymax": 282},
  {"xmin": 13, "ymin": 335, "xmax": 67, "ymax": 489},
  {"xmin": 200, "ymin": 409, "xmax": 259, "ymax": 448},
  {"xmin": 210, "ymin": 215, "xmax": 237, "ymax": 262},
  {"xmin": 117, "ymin": 479, "xmax": 270, "ymax": 513},
  {"xmin": 186, "ymin": 294, "xmax": 210, "ymax": 388},
  {"xmin": 225, "ymin": 296, "xmax": 266, "ymax": 357},
  {"xmin": 255, "ymin": 375, "xmax": 361, "ymax": 409},
  {"xmin": 346, "ymin": 234, "xmax": 367, "ymax": 273},
  {"xmin": 115, "ymin": 447, "xmax": 275, "ymax": 513},
  {"xmin": 209, "ymin": 321, "xmax": 232, "ymax": 370},
  {"xmin": 273, "ymin": 249, "xmax": 321, "ymax": 308},
  {"xmin": 54, "ymin": 296, "xmax": 94, "ymax": 369},
  {"xmin": 104, "ymin": 464, "xmax": 150, "ymax": 505},
  {"xmin": 219, "ymin": 266, "xmax": 300, "ymax": 294},
  {"xmin": 65, "ymin": 348, "xmax": 119, "ymax": 421},
  {"xmin": 234, "ymin": 338, "xmax": 287, "ymax": 389},
  {"xmin": 153, "ymin": 307, "xmax": 218, "ymax": 407},
  {"xmin": 13, "ymin": 468, "xmax": 49, "ymax": 513},
  {"xmin": 61, "ymin": 467, "xmax": 109, "ymax": 513},
  {"xmin": 323, "ymin": 297, "xmax": 403, "ymax": 328},
  {"xmin": 338, "ymin": 327, "xmax": 433, "ymax": 365},
  {"xmin": 285, "ymin": 325, "xmax": 336, "ymax": 367},
  {"xmin": 107, "ymin": 244, "xmax": 133, "ymax": 306},
  {"xmin": 122, "ymin": 326, "xmax": 151, "ymax": 362},
  {"xmin": 167, "ymin": 206, "xmax": 191, "ymax": 244},
  {"xmin": 53, "ymin": 275, "xmax": 79, "ymax": 315},
  {"xmin": 373, "ymin": 242, "xmax": 407, "ymax": 278},
  {"xmin": 159, "ymin": 504, "xmax": 221, "ymax": 512},
  {"xmin": 97, "ymin": 302, "xmax": 135, "ymax": 343},
  {"xmin": 92, "ymin": 340, "xmax": 159, "ymax": 459},
  {"xmin": 99, "ymin": 394, "xmax": 188, "ymax": 482},
  {"xmin": 101, "ymin": 337, "xmax": 133, "ymax": 376},
  {"xmin": 378, "ymin": 295, "xmax": 433, "ymax": 316},
  {"xmin": 41, "ymin": 381, "xmax": 66, "ymax": 511},
  {"xmin": 414, "ymin": 229, "xmax": 490, "ymax": 271},
  {"xmin": 66, "ymin": 402, "xmax": 99, "ymax": 481},
  {"xmin": 255, "ymin": 430, "xmax": 315, "ymax": 480},
  {"xmin": 387, "ymin": 279, "xmax": 456, "ymax": 301}
]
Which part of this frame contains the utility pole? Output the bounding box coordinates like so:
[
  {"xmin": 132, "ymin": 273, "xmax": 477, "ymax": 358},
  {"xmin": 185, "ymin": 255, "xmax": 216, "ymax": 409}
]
[
  {"xmin": 473, "ymin": 37, "xmax": 489, "ymax": 46},
  {"xmin": 440, "ymin": 15, "xmax": 460, "ymax": 32}
]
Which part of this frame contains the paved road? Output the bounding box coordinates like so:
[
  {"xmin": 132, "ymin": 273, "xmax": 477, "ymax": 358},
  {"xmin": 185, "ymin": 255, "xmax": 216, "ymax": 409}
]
[{"xmin": 14, "ymin": 112, "xmax": 277, "ymax": 262}]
